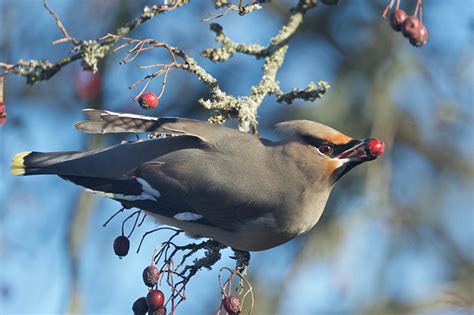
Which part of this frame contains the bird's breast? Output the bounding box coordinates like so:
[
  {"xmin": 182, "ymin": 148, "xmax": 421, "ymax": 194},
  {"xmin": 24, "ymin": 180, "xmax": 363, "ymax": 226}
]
[{"xmin": 275, "ymin": 187, "xmax": 331, "ymax": 237}]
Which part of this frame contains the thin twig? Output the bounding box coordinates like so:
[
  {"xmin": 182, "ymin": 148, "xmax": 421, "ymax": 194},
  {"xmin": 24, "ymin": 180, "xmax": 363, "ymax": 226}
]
[
  {"xmin": 43, "ymin": 0, "xmax": 80, "ymax": 46},
  {"xmin": 102, "ymin": 207, "xmax": 125, "ymax": 227}
]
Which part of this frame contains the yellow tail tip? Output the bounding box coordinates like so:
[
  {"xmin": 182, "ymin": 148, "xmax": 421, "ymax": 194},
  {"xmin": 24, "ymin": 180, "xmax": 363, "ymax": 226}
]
[{"xmin": 10, "ymin": 151, "xmax": 31, "ymax": 176}]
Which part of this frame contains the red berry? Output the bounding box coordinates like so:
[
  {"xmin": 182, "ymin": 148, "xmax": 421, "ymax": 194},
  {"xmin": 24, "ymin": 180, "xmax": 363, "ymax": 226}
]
[
  {"xmin": 132, "ymin": 297, "xmax": 149, "ymax": 315},
  {"xmin": 389, "ymin": 9, "xmax": 407, "ymax": 32},
  {"xmin": 142, "ymin": 265, "xmax": 160, "ymax": 287},
  {"xmin": 409, "ymin": 25, "xmax": 429, "ymax": 47},
  {"xmin": 75, "ymin": 70, "xmax": 101, "ymax": 101},
  {"xmin": 0, "ymin": 101, "xmax": 6, "ymax": 126},
  {"xmin": 401, "ymin": 16, "xmax": 422, "ymax": 38},
  {"xmin": 367, "ymin": 139, "xmax": 385, "ymax": 157},
  {"xmin": 138, "ymin": 92, "xmax": 158, "ymax": 110},
  {"xmin": 113, "ymin": 235, "xmax": 130, "ymax": 258},
  {"xmin": 146, "ymin": 289, "xmax": 165, "ymax": 310},
  {"xmin": 222, "ymin": 295, "xmax": 241, "ymax": 315}
]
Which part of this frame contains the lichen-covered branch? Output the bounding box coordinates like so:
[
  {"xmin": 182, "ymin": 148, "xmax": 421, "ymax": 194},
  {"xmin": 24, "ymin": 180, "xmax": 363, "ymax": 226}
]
[
  {"xmin": 201, "ymin": 23, "xmax": 266, "ymax": 61},
  {"xmin": 277, "ymin": 80, "xmax": 331, "ymax": 104},
  {"xmin": 201, "ymin": 0, "xmax": 325, "ymax": 131},
  {"xmin": 209, "ymin": 0, "xmax": 268, "ymax": 19},
  {"xmin": 1, "ymin": 0, "xmax": 329, "ymax": 134},
  {"xmin": 0, "ymin": 0, "xmax": 189, "ymax": 83}
]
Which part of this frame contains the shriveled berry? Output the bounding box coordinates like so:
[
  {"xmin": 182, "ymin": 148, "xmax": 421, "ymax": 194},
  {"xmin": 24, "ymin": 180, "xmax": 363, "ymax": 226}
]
[
  {"xmin": 222, "ymin": 295, "xmax": 241, "ymax": 315},
  {"xmin": 138, "ymin": 92, "xmax": 158, "ymax": 110},
  {"xmin": 409, "ymin": 25, "xmax": 429, "ymax": 47},
  {"xmin": 132, "ymin": 297, "xmax": 149, "ymax": 315},
  {"xmin": 401, "ymin": 16, "xmax": 421, "ymax": 38},
  {"xmin": 113, "ymin": 235, "xmax": 130, "ymax": 258},
  {"xmin": 148, "ymin": 307, "xmax": 166, "ymax": 315},
  {"xmin": 389, "ymin": 9, "xmax": 407, "ymax": 32},
  {"xmin": 146, "ymin": 289, "xmax": 165, "ymax": 310},
  {"xmin": 142, "ymin": 265, "xmax": 160, "ymax": 287}
]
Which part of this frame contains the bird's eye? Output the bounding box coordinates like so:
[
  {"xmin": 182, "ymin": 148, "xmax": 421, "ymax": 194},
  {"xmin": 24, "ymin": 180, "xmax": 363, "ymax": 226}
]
[{"xmin": 319, "ymin": 144, "xmax": 334, "ymax": 156}]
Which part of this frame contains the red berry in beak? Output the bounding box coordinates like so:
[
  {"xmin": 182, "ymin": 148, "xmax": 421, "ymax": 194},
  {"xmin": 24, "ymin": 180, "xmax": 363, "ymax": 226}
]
[{"xmin": 367, "ymin": 139, "xmax": 385, "ymax": 157}]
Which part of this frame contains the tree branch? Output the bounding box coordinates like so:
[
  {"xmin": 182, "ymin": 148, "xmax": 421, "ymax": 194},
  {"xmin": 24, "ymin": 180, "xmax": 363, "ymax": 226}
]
[{"xmin": 0, "ymin": 0, "xmax": 190, "ymax": 82}]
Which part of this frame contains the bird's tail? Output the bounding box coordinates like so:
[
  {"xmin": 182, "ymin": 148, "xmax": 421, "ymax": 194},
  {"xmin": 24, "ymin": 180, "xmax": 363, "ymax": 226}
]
[
  {"xmin": 10, "ymin": 151, "xmax": 84, "ymax": 176},
  {"xmin": 10, "ymin": 134, "xmax": 203, "ymax": 178}
]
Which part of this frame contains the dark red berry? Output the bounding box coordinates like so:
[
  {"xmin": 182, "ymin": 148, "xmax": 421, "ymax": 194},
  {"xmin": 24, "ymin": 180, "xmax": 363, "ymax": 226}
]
[
  {"xmin": 409, "ymin": 25, "xmax": 429, "ymax": 47},
  {"xmin": 138, "ymin": 92, "xmax": 158, "ymax": 110},
  {"xmin": 142, "ymin": 265, "xmax": 160, "ymax": 287},
  {"xmin": 222, "ymin": 295, "xmax": 241, "ymax": 315},
  {"xmin": 401, "ymin": 16, "xmax": 422, "ymax": 38},
  {"xmin": 75, "ymin": 70, "xmax": 101, "ymax": 101},
  {"xmin": 132, "ymin": 297, "xmax": 149, "ymax": 315},
  {"xmin": 389, "ymin": 9, "xmax": 407, "ymax": 32},
  {"xmin": 148, "ymin": 307, "xmax": 166, "ymax": 315},
  {"xmin": 113, "ymin": 235, "xmax": 130, "ymax": 258},
  {"xmin": 146, "ymin": 289, "xmax": 165, "ymax": 310}
]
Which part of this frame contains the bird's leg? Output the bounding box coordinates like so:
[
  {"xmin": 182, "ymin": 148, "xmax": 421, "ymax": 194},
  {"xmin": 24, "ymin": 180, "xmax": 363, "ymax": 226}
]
[
  {"xmin": 230, "ymin": 248, "xmax": 251, "ymax": 271},
  {"xmin": 230, "ymin": 248, "xmax": 251, "ymax": 292}
]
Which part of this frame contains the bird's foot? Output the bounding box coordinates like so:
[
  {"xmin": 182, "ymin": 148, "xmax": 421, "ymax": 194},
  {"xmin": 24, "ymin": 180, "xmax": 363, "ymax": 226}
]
[{"xmin": 230, "ymin": 248, "xmax": 251, "ymax": 273}]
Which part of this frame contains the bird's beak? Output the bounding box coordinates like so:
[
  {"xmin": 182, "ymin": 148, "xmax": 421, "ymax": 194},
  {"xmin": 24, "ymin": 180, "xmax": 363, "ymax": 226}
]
[
  {"xmin": 330, "ymin": 139, "xmax": 384, "ymax": 184},
  {"xmin": 337, "ymin": 138, "xmax": 385, "ymax": 161}
]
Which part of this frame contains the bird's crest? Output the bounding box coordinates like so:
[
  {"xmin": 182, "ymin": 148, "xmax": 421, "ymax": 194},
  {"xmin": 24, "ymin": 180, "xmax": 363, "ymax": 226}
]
[{"xmin": 274, "ymin": 120, "xmax": 352, "ymax": 145}]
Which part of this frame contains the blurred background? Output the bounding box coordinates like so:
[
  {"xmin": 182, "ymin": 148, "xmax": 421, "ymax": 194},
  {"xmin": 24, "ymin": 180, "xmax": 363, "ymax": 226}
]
[{"xmin": 1, "ymin": 0, "xmax": 473, "ymax": 314}]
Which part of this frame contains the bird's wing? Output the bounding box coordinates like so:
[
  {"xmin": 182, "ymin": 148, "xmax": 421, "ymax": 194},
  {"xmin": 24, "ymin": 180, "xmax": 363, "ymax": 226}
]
[
  {"xmin": 57, "ymin": 147, "xmax": 274, "ymax": 232},
  {"xmin": 74, "ymin": 109, "xmax": 236, "ymax": 143},
  {"xmin": 131, "ymin": 141, "xmax": 290, "ymax": 232}
]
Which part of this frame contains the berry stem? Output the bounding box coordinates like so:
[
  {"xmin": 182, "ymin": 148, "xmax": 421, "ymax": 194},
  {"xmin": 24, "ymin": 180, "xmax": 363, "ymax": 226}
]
[
  {"xmin": 382, "ymin": 0, "xmax": 394, "ymax": 18},
  {"xmin": 102, "ymin": 207, "xmax": 125, "ymax": 227},
  {"xmin": 121, "ymin": 210, "xmax": 141, "ymax": 237},
  {"xmin": 414, "ymin": 0, "xmax": 423, "ymax": 22}
]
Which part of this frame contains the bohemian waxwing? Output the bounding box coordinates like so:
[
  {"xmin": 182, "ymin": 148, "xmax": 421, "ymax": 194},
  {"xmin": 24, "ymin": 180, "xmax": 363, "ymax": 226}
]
[{"xmin": 11, "ymin": 109, "xmax": 384, "ymax": 251}]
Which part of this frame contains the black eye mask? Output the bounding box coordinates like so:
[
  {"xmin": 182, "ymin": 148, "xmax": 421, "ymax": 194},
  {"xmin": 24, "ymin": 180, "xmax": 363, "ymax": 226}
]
[{"xmin": 301, "ymin": 136, "xmax": 361, "ymax": 158}]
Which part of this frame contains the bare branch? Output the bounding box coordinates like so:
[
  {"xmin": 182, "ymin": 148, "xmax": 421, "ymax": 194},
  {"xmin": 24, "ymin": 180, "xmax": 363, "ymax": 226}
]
[{"xmin": 43, "ymin": 0, "xmax": 80, "ymax": 46}]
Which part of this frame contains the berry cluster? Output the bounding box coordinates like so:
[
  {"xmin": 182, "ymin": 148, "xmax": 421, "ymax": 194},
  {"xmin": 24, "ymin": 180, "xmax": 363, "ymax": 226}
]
[
  {"xmin": 112, "ymin": 228, "xmax": 167, "ymax": 313},
  {"xmin": 132, "ymin": 264, "xmax": 166, "ymax": 315},
  {"xmin": 384, "ymin": 0, "xmax": 428, "ymax": 47}
]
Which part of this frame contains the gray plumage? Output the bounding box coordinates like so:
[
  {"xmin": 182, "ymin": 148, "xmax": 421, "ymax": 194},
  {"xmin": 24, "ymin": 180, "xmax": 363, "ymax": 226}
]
[{"xmin": 11, "ymin": 109, "xmax": 383, "ymax": 251}]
